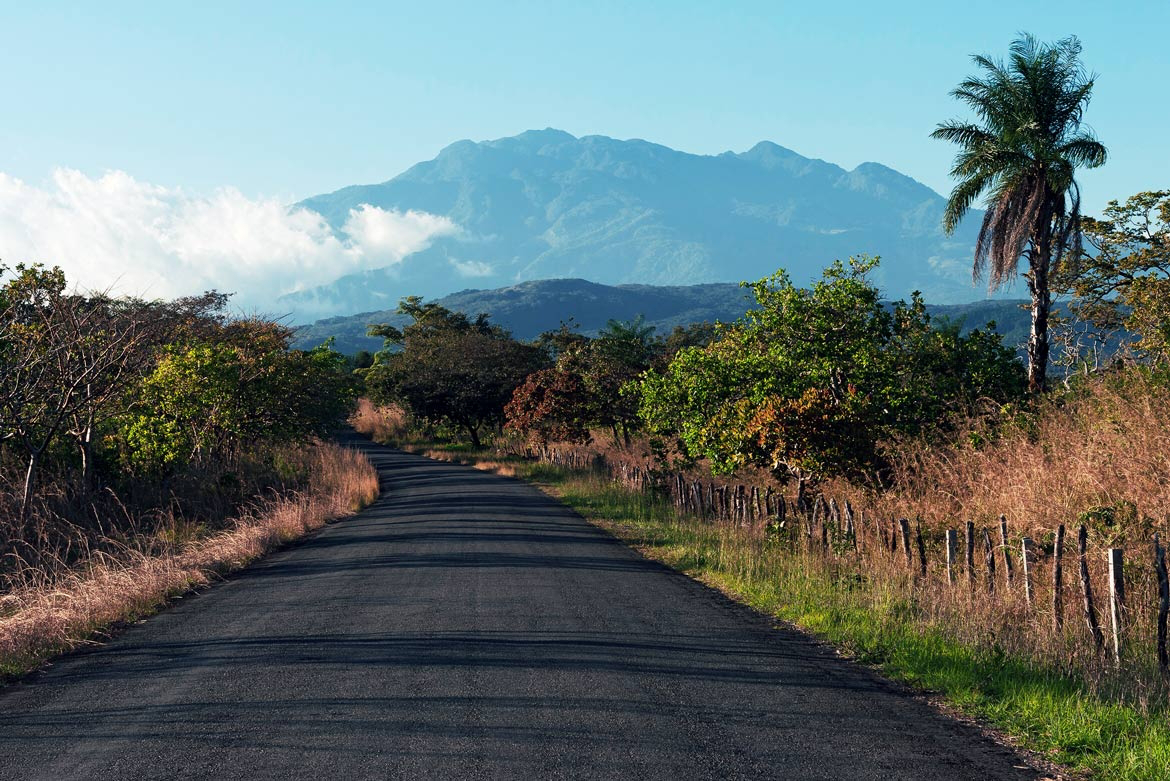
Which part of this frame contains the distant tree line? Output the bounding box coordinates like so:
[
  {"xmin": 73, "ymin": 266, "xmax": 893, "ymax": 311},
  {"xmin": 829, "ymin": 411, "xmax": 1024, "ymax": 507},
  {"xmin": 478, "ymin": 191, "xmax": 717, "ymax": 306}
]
[{"xmin": 361, "ymin": 256, "xmax": 1026, "ymax": 487}]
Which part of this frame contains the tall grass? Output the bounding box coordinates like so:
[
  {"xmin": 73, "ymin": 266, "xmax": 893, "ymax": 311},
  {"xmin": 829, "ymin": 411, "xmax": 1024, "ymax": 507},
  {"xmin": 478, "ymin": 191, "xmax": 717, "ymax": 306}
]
[{"xmin": 0, "ymin": 441, "xmax": 378, "ymax": 679}]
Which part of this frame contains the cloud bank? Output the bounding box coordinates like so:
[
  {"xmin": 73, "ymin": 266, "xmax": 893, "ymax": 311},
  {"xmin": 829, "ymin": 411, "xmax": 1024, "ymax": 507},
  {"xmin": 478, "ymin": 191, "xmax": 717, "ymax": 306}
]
[{"xmin": 0, "ymin": 168, "xmax": 457, "ymax": 315}]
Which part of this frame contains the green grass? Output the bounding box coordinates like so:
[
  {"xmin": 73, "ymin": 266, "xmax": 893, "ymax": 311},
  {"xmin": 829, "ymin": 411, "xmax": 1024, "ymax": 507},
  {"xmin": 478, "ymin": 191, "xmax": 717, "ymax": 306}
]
[{"xmin": 474, "ymin": 457, "xmax": 1170, "ymax": 781}]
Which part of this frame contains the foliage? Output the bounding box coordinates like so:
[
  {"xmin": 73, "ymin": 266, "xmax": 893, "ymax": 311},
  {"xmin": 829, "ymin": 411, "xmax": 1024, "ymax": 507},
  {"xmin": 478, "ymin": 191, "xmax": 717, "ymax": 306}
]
[
  {"xmin": 506, "ymin": 316, "xmax": 665, "ymax": 446},
  {"xmin": 1054, "ymin": 190, "xmax": 1170, "ymax": 365},
  {"xmin": 121, "ymin": 326, "xmax": 354, "ymax": 473},
  {"xmin": 932, "ymin": 33, "xmax": 1107, "ymax": 392},
  {"xmin": 0, "ymin": 262, "xmax": 355, "ymax": 558},
  {"xmin": 637, "ymin": 257, "xmax": 1024, "ymax": 485},
  {"xmin": 363, "ymin": 297, "xmax": 548, "ymax": 447},
  {"xmin": 504, "ymin": 368, "xmax": 593, "ymax": 445}
]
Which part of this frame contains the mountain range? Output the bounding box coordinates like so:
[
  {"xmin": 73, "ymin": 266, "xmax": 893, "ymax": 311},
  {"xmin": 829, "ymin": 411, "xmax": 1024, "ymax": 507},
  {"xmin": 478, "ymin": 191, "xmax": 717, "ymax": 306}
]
[{"xmin": 285, "ymin": 129, "xmax": 1004, "ymax": 320}]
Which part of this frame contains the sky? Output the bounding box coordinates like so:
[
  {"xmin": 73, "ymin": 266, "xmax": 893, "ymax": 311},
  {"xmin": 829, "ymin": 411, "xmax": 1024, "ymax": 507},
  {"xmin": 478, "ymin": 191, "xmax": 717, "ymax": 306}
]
[{"xmin": 0, "ymin": 0, "xmax": 1166, "ymax": 310}]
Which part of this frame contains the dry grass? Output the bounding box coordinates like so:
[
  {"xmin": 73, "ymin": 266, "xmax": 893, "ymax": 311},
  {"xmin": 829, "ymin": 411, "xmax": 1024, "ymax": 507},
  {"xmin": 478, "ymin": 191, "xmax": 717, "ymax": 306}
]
[
  {"xmin": 875, "ymin": 373, "xmax": 1170, "ymax": 535},
  {"xmin": 0, "ymin": 441, "xmax": 378, "ymax": 678},
  {"xmin": 349, "ymin": 398, "xmax": 413, "ymax": 444},
  {"xmin": 804, "ymin": 373, "xmax": 1170, "ymax": 702}
]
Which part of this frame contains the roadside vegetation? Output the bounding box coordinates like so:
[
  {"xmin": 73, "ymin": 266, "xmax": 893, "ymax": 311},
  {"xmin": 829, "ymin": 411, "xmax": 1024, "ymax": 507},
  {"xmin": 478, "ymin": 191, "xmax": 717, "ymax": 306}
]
[{"xmin": 0, "ymin": 263, "xmax": 375, "ymax": 679}]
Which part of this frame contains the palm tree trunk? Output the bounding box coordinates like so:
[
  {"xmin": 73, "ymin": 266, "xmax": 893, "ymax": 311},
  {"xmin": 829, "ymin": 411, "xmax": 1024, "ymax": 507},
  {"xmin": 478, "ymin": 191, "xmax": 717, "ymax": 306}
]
[{"xmin": 1027, "ymin": 231, "xmax": 1053, "ymax": 393}]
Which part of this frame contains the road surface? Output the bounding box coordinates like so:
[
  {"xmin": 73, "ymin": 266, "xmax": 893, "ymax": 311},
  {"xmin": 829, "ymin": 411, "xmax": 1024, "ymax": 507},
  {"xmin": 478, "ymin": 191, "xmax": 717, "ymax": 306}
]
[{"xmin": 0, "ymin": 437, "xmax": 1038, "ymax": 779}]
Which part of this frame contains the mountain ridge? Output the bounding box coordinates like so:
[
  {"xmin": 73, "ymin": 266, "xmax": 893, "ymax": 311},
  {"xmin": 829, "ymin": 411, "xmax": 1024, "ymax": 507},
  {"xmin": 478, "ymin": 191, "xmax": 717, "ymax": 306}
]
[{"xmin": 284, "ymin": 128, "xmax": 1001, "ymax": 320}]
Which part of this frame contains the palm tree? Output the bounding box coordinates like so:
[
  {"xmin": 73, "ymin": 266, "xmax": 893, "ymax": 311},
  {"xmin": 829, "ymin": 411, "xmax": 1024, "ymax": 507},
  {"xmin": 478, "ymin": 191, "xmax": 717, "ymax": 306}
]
[{"xmin": 933, "ymin": 34, "xmax": 1107, "ymax": 392}]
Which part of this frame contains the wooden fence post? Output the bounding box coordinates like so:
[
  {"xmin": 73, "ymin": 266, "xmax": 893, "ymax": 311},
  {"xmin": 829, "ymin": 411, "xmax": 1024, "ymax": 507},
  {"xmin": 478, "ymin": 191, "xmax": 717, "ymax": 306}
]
[
  {"xmin": 915, "ymin": 522, "xmax": 927, "ymax": 579},
  {"xmin": 965, "ymin": 521, "xmax": 976, "ymax": 587},
  {"xmin": 945, "ymin": 529, "xmax": 958, "ymax": 585},
  {"xmin": 1021, "ymin": 537, "xmax": 1035, "ymax": 609},
  {"xmin": 982, "ymin": 528, "xmax": 996, "ymax": 594},
  {"xmin": 1108, "ymin": 548, "xmax": 1125, "ymax": 667},
  {"xmin": 1000, "ymin": 515, "xmax": 1015, "ymax": 588},
  {"xmin": 844, "ymin": 501, "xmax": 856, "ymax": 550},
  {"xmin": 1052, "ymin": 524, "xmax": 1065, "ymax": 632},
  {"xmin": 1155, "ymin": 533, "xmax": 1169, "ymax": 675},
  {"xmin": 898, "ymin": 518, "xmax": 913, "ymax": 569},
  {"xmin": 820, "ymin": 497, "xmax": 830, "ymax": 550},
  {"xmin": 1078, "ymin": 525, "xmax": 1105, "ymax": 654}
]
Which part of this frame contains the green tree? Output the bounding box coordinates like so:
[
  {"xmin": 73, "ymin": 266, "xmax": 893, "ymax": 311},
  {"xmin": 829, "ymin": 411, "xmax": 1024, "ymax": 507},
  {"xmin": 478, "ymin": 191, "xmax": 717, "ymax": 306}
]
[
  {"xmin": 637, "ymin": 258, "xmax": 1024, "ymax": 488},
  {"xmin": 364, "ymin": 299, "xmax": 548, "ymax": 448},
  {"xmin": 1054, "ymin": 190, "xmax": 1170, "ymax": 366},
  {"xmin": 121, "ymin": 323, "xmax": 354, "ymax": 473},
  {"xmin": 933, "ymin": 33, "xmax": 1107, "ymax": 392}
]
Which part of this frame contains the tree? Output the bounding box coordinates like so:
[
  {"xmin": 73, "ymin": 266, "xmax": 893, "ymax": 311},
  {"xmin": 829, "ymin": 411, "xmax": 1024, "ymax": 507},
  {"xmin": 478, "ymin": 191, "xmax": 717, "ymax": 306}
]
[
  {"xmin": 1054, "ymin": 190, "xmax": 1170, "ymax": 366},
  {"xmin": 506, "ymin": 317, "xmax": 665, "ymax": 448},
  {"xmin": 0, "ymin": 264, "xmax": 159, "ymax": 519},
  {"xmin": 364, "ymin": 299, "xmax": 548, "ymax": 448},
  {"xmin": 121, "ymin": 321, "xmax": 355, "ymax": 474},
  {"xmin": 933, "ymin": 34, "xmax": 1107, "ymax": 392},
  {"xmin": 504, "ymin": 367, "xmax": 593, "ymax": 447},
  {"xmin": 637, "ymin": 258, "xmax": 1024, "ymax": 488}
]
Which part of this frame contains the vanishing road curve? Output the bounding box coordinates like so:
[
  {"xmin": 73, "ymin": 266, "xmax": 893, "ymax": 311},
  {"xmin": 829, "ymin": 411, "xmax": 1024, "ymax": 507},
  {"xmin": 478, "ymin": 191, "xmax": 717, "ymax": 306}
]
[{"xmin": 0, "ymin": 437, "xmax": 1038, "ymax": 779}]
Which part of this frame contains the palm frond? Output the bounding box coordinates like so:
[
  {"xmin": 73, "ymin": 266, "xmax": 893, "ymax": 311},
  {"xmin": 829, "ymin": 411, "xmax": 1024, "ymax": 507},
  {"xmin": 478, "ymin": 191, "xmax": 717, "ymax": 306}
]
[
  {"xmin": 1058, "ymin": 134, "xmax": 1107, "ymax": 168},
  {"xmin": 942, "ymin": 174, "xmax": 992, "ymax": 234}
]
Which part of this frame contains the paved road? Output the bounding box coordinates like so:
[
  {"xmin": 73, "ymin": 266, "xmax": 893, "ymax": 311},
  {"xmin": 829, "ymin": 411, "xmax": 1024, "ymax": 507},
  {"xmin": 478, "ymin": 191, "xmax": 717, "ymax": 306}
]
[{"xmin": 0, "ymin": 438, "xmax": 1038, "ymax": 780}]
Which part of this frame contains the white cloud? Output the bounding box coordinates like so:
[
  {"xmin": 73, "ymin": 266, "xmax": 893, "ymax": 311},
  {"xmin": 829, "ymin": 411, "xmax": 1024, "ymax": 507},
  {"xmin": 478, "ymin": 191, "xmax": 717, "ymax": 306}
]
[
  {"xmin": 0, "ymin": 168, "xmax": 457, "ymax": 315},
  {"xmin": 450, "ymin": 258, "xmax": 494, "ymax": 277}
]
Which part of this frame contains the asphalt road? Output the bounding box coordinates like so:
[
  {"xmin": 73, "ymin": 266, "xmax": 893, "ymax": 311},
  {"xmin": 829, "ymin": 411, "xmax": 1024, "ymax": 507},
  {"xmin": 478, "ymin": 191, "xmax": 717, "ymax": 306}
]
[{"xmin": 0, "ymin": 437, "xmax": 1039, "ymax": 780}]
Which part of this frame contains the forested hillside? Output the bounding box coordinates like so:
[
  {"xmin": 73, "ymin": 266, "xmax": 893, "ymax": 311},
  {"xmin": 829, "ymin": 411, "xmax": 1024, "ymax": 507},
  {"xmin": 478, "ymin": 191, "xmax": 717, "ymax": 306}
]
[{"xmin": 293, "ymin": 277, "xmax": 1031, "ymax": 355}]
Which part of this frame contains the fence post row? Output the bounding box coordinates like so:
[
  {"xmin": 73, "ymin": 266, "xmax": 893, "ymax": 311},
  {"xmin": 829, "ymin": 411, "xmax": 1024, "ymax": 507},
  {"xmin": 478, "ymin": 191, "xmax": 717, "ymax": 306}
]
[
  {"xmin": 1021, "ymin": 536, "xmax": 1035, "ymax": 610},
  {"xmin": 946, "ymin": 529, "xmax": 958, "ymax": 585},
  {"xmin": 965, "ymin": 521, "xmax": 976, "ymax": 587},
  {"xmin": 530, "ymin": 449, "xmax": 1170, "ymax": 672},
  {"xmin": 982, "ymin": 528, "xmax": 996, "ymax": 594},
  {"xmin": 914, "ymin": 522, "xmax": 927, "ymax": 579},
  {"xmin": 999, "ymin": 515, "xmax": 1014, "ymax": 588},
  {"xmin": 898, "ymin": 518, "xmax": 913, "ymax": 569}
]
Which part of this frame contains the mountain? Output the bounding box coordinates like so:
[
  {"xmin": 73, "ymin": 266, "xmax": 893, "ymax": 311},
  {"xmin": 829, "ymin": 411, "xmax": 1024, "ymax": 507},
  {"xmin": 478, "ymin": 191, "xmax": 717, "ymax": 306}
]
[
  {"xmin": 284, "ymin": 129, "xmax": 1001, "ymax": 320},
  {"xmin": 293, "ymin": 278, "xmax": 1030, "ymax": 356}
]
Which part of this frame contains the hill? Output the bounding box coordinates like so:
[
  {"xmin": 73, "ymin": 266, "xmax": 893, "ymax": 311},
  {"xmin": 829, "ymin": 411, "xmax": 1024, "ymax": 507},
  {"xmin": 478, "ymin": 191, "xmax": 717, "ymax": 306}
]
[
  {"xmin": 284, "ymin": 129, "xmax": 1005, "ymax": 320},
  {"xmin": 293, "ymin": 278, "xmax": 1029, "ymax": 355}
]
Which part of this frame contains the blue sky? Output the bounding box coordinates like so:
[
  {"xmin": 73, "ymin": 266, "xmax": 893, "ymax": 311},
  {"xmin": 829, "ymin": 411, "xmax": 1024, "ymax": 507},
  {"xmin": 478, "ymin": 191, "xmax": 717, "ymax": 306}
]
[
  {"xmin": 0, "ymin": 1, "xmax": 1166, "ymax": 309},
  {"xmin": 4, "ymin": 1, "xmax": 1165, "ymax": 206}
]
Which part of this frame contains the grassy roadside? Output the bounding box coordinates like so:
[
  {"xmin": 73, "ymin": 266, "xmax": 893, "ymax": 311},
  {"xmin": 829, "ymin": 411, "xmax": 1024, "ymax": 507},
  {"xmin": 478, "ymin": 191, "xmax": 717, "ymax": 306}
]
[
  {"xmin": 411, "ymin": 442, "xmax": 1169, "ymax": 781},
  {"xmin": 0, "ymin": 440, "xmax": 378, "ymax": 681}
]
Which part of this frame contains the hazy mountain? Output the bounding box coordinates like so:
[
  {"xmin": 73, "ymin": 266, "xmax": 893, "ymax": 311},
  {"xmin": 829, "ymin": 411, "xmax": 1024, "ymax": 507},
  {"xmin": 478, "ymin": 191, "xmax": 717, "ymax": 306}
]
[
  {"xmin": 284, "ymin": 129, "xmax": 1002, "ymax": 320},
  {"xmin": 293, "ymin": 278, "xmax": 1029, "ymax": 356}
]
